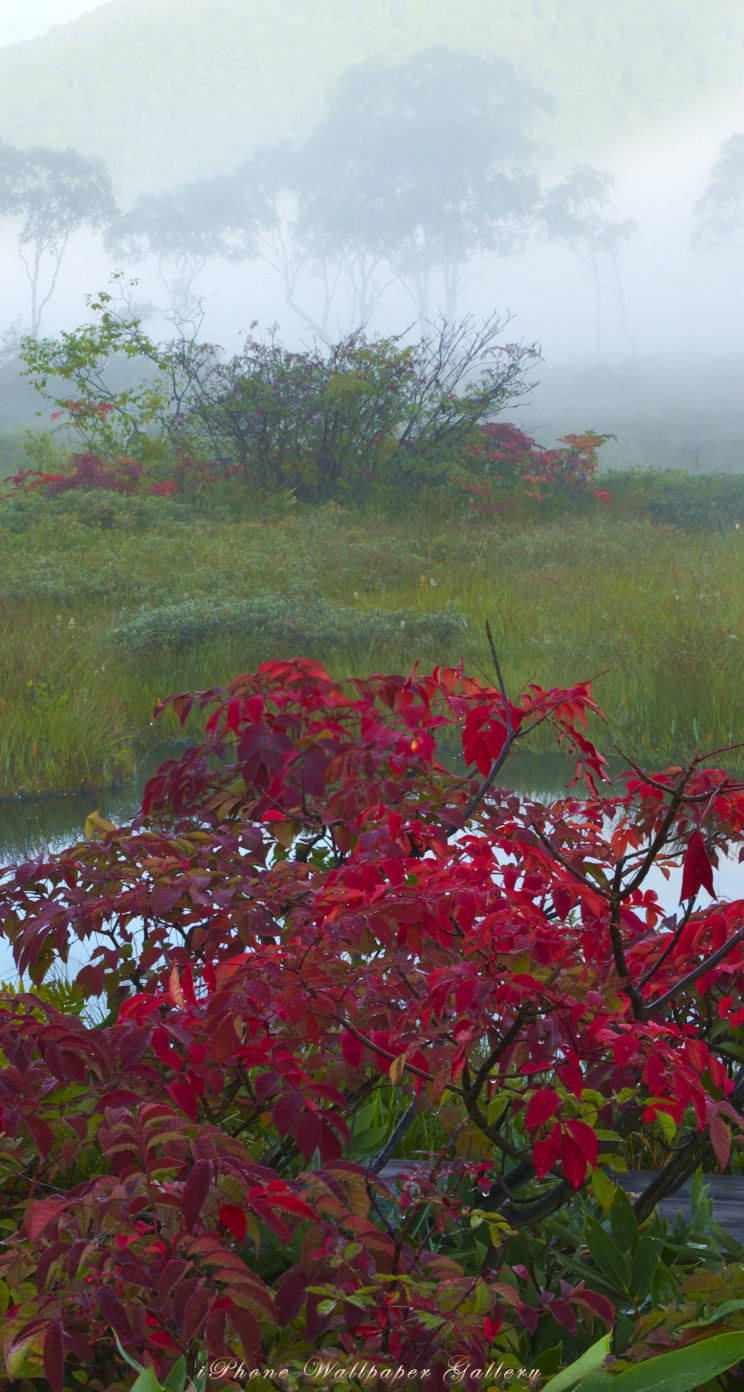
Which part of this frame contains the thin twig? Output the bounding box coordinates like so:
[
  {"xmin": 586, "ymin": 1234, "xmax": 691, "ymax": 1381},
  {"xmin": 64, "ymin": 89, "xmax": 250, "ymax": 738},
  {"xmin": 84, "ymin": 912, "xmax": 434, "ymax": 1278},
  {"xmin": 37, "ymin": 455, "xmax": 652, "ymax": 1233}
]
[
  {"xmin": 638, "ymin": 898, "xmax": 698, "ymax": 990},
  {"xmin": 644, "ymin": 920, "xmax": 744, "ymax": 1018}
]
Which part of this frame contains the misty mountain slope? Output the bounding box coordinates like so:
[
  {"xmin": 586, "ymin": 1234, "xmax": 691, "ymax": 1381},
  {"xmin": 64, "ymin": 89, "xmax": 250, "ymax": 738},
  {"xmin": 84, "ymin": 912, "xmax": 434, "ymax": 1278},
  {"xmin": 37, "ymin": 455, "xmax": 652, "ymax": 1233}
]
[{"xmin": 0, "ymin": 0, "xmax": 743, "ymax": 200}]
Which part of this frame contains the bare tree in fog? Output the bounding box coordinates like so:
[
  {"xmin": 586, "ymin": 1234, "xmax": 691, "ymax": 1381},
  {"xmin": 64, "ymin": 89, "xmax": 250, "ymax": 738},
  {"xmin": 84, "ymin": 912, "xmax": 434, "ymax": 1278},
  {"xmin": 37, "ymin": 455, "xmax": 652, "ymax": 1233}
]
[
  {"xmin": 230, "ymin": 141, "xmax": 337, "ymax": 339},
  {"xmin": 104, "ymin": 174, "xmax": 270, "ymax": 326},
  {"xmin": 293, "ymin": 49, "xmax": 548, "ymax": 324},
  {"xmin": 0, "ymin": 144, "xmax": 117, "ymax": 336},
  {"xmin": 230, "ymin": 48, "xmax": 548, "ymax": 336},
  {"xmin": 539, "ymin": 164, "xmax": 636, "ymax": 359},
  {"xmin": 692, "ymin": 133, "xmax": 744, "ymax": 247}
]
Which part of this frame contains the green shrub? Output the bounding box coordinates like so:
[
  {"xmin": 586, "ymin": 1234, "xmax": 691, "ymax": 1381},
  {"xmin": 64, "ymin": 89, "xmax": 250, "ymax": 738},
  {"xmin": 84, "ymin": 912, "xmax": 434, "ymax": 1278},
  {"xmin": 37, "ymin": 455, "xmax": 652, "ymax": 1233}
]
[
  {"xmin": 111, "ymin": 592, "xmax": 468, "ymax": 658},
  {"xmin": 0, "ymin": 489, "xmax": 197, "ymax": 534},
  {"xmin": 605, "ymin": 468, "xmax": 744, "ymax": 530}
]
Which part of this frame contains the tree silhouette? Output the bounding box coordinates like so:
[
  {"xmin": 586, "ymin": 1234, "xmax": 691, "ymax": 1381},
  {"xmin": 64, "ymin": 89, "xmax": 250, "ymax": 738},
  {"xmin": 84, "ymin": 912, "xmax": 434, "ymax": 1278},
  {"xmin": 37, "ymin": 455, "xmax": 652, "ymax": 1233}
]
[
  {"xmin": 0, "ymin": 144, "xmax": 117, "ymax": 336},
  {"xmin": 301, "ymin": 48, "xmax": 548, "ymax": 322},
  {"xmin": 692, "ymin": 133, "xmax": 744, "ymax": 248},
  {"xmin": 539, "ymin": 163, "xmax": 636, "ymax": 358},
  {"xmin": 104, "ymin": 173, "xmax": 271, "ymax": 327},
  {"xmin": 235, "ymin": 48, "xmax": 549, "ymax": 334}
]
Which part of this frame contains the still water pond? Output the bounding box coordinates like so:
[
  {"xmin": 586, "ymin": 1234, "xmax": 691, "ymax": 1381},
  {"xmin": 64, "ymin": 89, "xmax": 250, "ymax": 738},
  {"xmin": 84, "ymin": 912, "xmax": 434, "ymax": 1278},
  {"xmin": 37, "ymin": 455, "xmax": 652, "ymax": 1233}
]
[{"xmin": 1, "ymin": 749, "xmax": 743, "ymax": 987}]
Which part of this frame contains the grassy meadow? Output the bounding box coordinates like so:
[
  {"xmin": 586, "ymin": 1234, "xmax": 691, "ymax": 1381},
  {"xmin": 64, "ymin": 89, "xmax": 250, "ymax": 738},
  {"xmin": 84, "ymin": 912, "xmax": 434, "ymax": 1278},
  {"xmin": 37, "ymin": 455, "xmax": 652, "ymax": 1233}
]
[{"xmin": 2, "ymin": 484, "xmax": 744, "ymax": 800}]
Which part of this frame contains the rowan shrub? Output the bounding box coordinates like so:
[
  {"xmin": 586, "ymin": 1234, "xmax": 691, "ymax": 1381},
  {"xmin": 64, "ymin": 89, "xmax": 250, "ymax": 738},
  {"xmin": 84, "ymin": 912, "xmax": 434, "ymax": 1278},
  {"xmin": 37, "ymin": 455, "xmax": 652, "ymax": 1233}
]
[{"xmin": 2, "ymin": 641, "xmax": 744, "ymax": 1387}]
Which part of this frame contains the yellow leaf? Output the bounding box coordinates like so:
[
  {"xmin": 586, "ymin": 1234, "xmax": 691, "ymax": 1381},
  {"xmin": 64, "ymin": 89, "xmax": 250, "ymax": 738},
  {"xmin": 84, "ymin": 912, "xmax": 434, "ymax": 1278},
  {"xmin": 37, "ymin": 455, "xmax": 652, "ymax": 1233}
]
[
  {"xmin": 600, "ymin": 1153, "xmax": 627, "ymax": 1171},
  {"xmin": 388, "ymin": 1054, "xmax": 406, "ymax": 1085},
  {"xmin": 591, "ymin": 1168, "xmax": 615, "ymax": 1212},
  {"xmin": 168, "ymin": 964, "xmax": 185, "ymax": 1009},
  {"xmin": 84, "ymin": 809, "xmax": 116, "ymax": 840},
  {"xmin": 272, "ymin": 820, "xmax": 300, "ymax": 850}
]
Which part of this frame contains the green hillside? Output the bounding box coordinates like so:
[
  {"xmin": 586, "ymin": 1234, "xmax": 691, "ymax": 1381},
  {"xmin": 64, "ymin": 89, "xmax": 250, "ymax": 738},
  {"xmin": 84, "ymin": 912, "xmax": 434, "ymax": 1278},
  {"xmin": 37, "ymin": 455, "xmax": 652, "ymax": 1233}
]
[{"xmin": 0, "ymin": 0, "xmax": 742, "ymax": 202}]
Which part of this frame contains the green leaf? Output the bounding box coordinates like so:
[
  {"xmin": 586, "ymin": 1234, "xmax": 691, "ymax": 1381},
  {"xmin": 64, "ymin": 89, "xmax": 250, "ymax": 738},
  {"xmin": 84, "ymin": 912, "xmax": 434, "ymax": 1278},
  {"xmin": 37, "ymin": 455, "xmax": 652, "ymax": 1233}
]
[
  {"xmin": 650, "ymin": 1108, "xmax": 677, "ymax": 1145},
  {"xmin": 649, "ymin": 1259, "xmax": 679, "ymax": 1307},
  {"xmin": 710, "ymin": 1217, "xmax": 744, "ymax": 1256},
  {"xmin": 129, "ymin": 1371, "xmax": 162, "ymax": 1392},
  {"xmin": 690, "ymin": 1167, "xmax": 712, "ymax": 1236},
  {"xmin": 584, "ymin": 1215, "xmax": 632, "ymax": 1292},
  {"xmin": 609, "ymin": 1186, "xmax": 639, "ymax": 1253},
  {"xmin": 114, "ymin": 1333, "xmax": 145, "ymax": 1375},
  {"xmin": 192, "ymin": 1363, "xmax": 209, "ymax": 1392},
  {"xmin": 163, "ymin": 1356, "xmax": 188, "ymax": 1391},
  {"xmin": 540, "ymin": 1333, "xmax": 611, "ymax": 1391},
  {"xmin": 532, "ymin": 1345, "xmax": 564, "ymax": 1378},
  {"xmin": 693, "ymin": 1298, "xmax": 744, "ymax": 1326},
  {"xmin": 576, "ymin": 1331, "xmax": 744, "ymax": 1391},
  {"xmin": 629, "ymin": 1234, "xmax": 661, "ymax": 1301}
]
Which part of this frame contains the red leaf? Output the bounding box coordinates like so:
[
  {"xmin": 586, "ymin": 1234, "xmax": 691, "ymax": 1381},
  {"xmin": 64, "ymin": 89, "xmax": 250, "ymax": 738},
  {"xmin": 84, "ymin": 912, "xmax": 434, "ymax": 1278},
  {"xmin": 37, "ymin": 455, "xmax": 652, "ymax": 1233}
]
[
  {"xmin": 681, "ymin": 829, "xmax": 715, "ymax": 901},
  {"xmin": 206, "ymin": 1301, "xmax": 228, "ymax": 1356},
  {"xmin": 558, "ymin": 1064, "xmax": 583, "ymax": 1100},
  {"xmin": 229, "ymin": 1303, "xmax": 262, "ymax": 1359},
  {"xmin": 261, "ymin": 1193, "xmax": 316, "ymax": 1221},
  {"xmin": 25, "ymin": 1197, "xmax": 64, "ymax": 1242},
  {"xmin": 219, "ymin": 1205, "xmax": 248, "ymax": 1244},
  {"xmin": 181, "ymin": 1158, "xmax": 212, "ymax": 1231},
  {"xmin": 533, "ymin": 1121, "xmax": 561, "ymax": 1180},
  {"xmin": 565, "ymin": 1118, "xmax": 599, "ymax": 1172},
  {"xmin": 295, "ymin": 1111, "xmax": 322, "ymax": 1161},
  {"xmin": 117, "ymin": 1027, "xmax": 152, "ymax": 1070},
  {"xmin": 561, "ymin": 1130, "xmax": 589, "ymax": 1190},
  {"xmin": 97, "ymin": 1284, "xmax": 132, "ymax": 1338},
  {"xmin": 147, "ymin": 1330, "xmax": 180, "ymax": 1351},
  {"xmin": 182, "ymin": 1287, "xmax": 210, "ymax": 1344},
  {"xmin": 275, "ymin": 1268, "xmax": 306, "ymax": 1327},
  {"xmin": 167, "ymin": 1081, "xmax": 199, "ymax": 1121},
  {"xmin": 710, "ymin": 1114, "xmax": 732, "ymax": 1169},
  {"xmin": 318, "ymin": 1117, "xmax": 343, "ymax": 1162},
  {"xmin": 43, "ymin": 1320, "xmax": 64, "ymax": 1392},
  {"xmin": 225, "ymin": 699, "xmax": 243, "ymax": 733},
  {"xmin": 686, "ymin": 1038, "xmax": 709, "ymax": 1075},
  {"xmin": 181, "ymin": 965, "xmax": 197, "ymax": 1005},
  {"xmin": 25, "ymin": 1114, "xmax": 55, "ymax": 1162},
  {"xmin": 525, "ymin": 1088, "xmax": 561, "ymax": 1131},
  {"xmin": 552, "ymin": 886, "xmax": 573, "ymax": 921},
  {"xmin": 572, "ymin": 1286, "xmax": 615, "ymax": 1328},
  {"xmin": 340, "ymin": 1029, "xmax": 364, "ymax": 1068},
  {"xmin": 272, "ymin": 1091, "xmax": 304, "ymax": 1138}
]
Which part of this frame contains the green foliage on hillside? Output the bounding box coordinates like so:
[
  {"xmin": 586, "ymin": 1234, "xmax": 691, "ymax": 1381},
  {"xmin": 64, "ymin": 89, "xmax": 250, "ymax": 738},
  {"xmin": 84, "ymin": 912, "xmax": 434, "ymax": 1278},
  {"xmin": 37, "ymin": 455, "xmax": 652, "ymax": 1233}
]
[{"xmin": 0, "ymin": 0, "xmax": 742, "ymax": 200}]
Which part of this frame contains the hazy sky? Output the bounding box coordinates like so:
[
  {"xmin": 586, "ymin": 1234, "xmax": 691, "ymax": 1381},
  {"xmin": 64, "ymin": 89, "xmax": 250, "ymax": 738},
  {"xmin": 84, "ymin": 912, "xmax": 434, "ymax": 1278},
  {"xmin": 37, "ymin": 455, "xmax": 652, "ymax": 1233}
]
[{"xmin": 0, "ymin": 0, "xmax": 110, "ymax": 48}]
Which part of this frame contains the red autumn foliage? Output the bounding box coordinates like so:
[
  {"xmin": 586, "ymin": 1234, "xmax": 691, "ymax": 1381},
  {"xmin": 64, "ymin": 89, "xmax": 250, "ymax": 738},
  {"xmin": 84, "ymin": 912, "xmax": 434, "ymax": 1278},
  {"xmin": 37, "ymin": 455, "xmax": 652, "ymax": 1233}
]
[
  {"xmin": 459, "ymin": 423, "xmax": 613, "ymax": 515},
  {"xmin": 5, "ymin": 452, "xmax": 145, "ymax": 497},
  {"xmin": 1, "ymin": 640, "xmax": 744, "ymax": 1385}
]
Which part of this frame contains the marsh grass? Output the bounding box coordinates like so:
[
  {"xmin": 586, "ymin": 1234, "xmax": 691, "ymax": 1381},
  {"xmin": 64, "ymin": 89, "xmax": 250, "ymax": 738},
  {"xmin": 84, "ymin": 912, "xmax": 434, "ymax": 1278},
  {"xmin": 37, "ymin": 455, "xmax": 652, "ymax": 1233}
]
[{"xmin": 1, "ymin": 493, "xmax": 744, "ymax": 796}]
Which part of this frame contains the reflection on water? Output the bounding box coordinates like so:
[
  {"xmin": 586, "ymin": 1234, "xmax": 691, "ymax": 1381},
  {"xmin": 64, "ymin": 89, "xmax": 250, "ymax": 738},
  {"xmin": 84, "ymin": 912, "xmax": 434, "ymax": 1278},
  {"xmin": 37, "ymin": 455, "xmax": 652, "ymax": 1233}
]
[
  {"xmin": 0, "ymin": 742, "xmax": 194, "ymax": 865},
  {"xmin": 0, "ymin": 746, "xmax": 593, "ymax": 866},
  {"xmin": 1, "ymin": 742, "xmax": 743, "ymax": 991}
]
